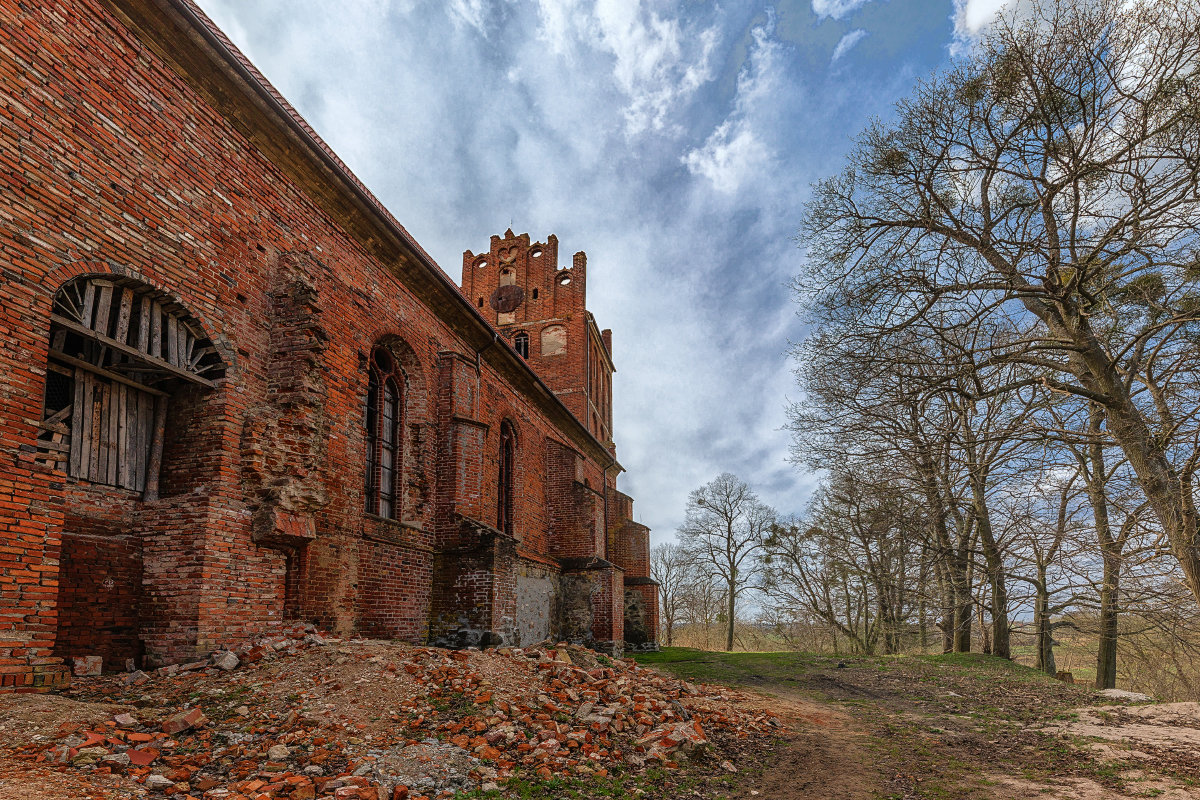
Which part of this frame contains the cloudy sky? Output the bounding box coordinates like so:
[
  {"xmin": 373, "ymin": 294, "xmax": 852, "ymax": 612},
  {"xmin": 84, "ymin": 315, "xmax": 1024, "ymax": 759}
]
[{"xmin": 195, "ymin": 0, "xmax": 1006, "ymax": 543}]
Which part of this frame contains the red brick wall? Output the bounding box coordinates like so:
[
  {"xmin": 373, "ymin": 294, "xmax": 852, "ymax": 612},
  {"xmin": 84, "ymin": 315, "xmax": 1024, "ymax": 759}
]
[
  {"xmin": 0, "ymin": 0, "xmax": 652, "ymax": 687},
  {"xmin": 462, "ymin": 232, "xmax": 614, "ymax": 439},
  {"xmin": 357, "ymin": 528, "xmax": 432, "ymax": 641},
  {"xmin": 56, "ymin": 531, "xmax": 142, "ymax": 669},
  {"xmin": 52, "ymin": 483, "xmax": 142, "ymax": 669},
  {"xmin": 585, "ymin": 565, "xmax": 625, "ymax": 650}
]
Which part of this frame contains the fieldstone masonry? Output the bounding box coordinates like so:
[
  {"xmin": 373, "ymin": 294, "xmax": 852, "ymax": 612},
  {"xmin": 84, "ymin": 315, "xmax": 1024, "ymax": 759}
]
[{"xmin": 0, "ymin": 0, "xmax": 656, "ymax": 691}]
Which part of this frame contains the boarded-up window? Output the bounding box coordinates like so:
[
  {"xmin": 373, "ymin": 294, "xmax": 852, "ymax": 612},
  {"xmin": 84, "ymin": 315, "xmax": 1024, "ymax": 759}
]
[
  {"xmin": 541, "ymin": 325, "xmax": 566, "ymax": 357},
  {"xmin": 37, "ymin": 276, "xmax": 223, "ymax": 495},
  {"xmin": 67, "ymin": 372, "xmax": 158, "ymax": 491}
]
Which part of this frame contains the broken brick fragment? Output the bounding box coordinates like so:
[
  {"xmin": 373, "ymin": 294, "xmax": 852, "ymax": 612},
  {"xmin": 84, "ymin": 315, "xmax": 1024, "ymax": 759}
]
[{"xmin": 162, "ymin": 708, "xmax": 208, "ymax": 735}]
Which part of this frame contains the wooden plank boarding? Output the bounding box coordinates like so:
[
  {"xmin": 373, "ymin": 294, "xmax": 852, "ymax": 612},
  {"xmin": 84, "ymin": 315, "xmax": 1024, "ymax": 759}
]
[
  {"xmin": 48, "ymin": 350, "xmax": 168, "ymax": 397},
  {"xmin": 150, "ymin": 300, "xmax": 163, "ymax": 359},
  {"xmin": 137, "ymin": 296, "xmax": 151, "ymax": 351},
  {"xmin": 144, "ymin": 396, "xmax": 168, "ymax": 501},
  {"xmin": 115, "ymin": 287, "xmax": 134, "ymax": 344},
  {"xmin": 69, "ymin": 370, "xmax": 85, "ymax": 475},
  {"xmin": 109, "ymin": 382, "xmax": 121, "ymax": 484},
  {"xmin": 96, "ymin": 380, "xmax": 109, "ymax": 481},
  {"xmin": 87, "ymin": 373, "xmax": 101, "ymax": 480},
  {"xmin": 166, "ymin": 316, "xmax": 179, "ymax": 366},
  {"xmin": 136, "ymin": 391, "xmax": 149, "ymax": 491},
  {"xmin": 93, "ymin": 282, "xmax": 114, "ymax": 338},
  {"xmin": 118, "ymin": 382, "xmax": 130, "ymax": 489},
  {"xmin": 183, "ymin": 330, "xmax": 194, "ymax": 369},
  {"xmin": 80, "ymin": 281, "xmax": 96, "ymax": 328},
  {"xmin": 49, "ymin": 314, "xmax": 217, "ymax": 387},
  {"xmin": 47, "ymin": 278, "xmax": 224, "ymax": 490}
]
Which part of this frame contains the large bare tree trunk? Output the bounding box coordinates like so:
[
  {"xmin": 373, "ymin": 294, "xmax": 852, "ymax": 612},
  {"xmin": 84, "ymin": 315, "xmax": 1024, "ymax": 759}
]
[
  {"xmin": 1083, "ymin": 404, "xmax": 1126, "ymax": 690},
  {"xmin": 1056, "ymin": 324, "xmax": 1200, "ymax": 605},
  {"xmin": 1096, "ymin": 554, "xmax": 1120, "ymax": 690},
  {"xmin": 971, "ymin": 480, "xmax": 1010, "ymax": 659},
  {"xmin": 1033, "ymin": 564, "xmax": 1056, "ymax": 675},
  {"xmin": 725, "ymin": 577, "xmax": 736, "ymax": 652},
  {"xmin": 952, "ymin": 538, "xmax": 973, "ymax": 653}
]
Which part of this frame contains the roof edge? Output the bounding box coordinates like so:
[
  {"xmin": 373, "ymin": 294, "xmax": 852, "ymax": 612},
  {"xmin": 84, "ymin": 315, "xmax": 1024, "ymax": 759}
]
[{"xmin": 99, "ymin": 0, "xmax": 618, "ymax": 467}]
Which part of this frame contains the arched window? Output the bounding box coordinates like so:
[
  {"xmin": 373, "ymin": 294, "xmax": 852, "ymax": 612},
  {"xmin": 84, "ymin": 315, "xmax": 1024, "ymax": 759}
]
[
  {"xmin": 37, "ymin": 276, "xmax": 224, "ymax": 496},
  {"xmin": 364, "ymin": 346, "xmax": 403, "ymax": 519},
  {"xmin": 497, "ymin": 421, "xmax": 515, "ymax": 536},
  {"xmin": 513, "ymin": 331, "xmax": 529, "ymax": 359}
]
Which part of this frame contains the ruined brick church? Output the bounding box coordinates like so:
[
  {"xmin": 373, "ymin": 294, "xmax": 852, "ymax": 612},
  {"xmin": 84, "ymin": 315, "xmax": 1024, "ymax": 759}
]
[{"xmin": 0, "ymin": 0, "xmax": 658, "ymax": 691}]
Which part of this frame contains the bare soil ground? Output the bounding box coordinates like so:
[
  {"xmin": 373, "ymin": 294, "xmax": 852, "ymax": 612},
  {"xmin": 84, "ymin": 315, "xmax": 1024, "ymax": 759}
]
[
  {"xmin": 641, "ymin": 648, "xmax": 1200, "ymax": 799},
  {"xmin": 0, "ymin": 635, "xmax": 779, "ymax": 800},
  {"xmin": 3, "ymin": 644, "xmax": 1199, "ymax": 799}
]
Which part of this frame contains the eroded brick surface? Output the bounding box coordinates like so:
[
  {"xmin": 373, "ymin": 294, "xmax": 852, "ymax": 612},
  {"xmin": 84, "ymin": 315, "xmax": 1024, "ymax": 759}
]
[{"xmin": 0, "ymin": 0, "xmax": 657, "ymax": 690}]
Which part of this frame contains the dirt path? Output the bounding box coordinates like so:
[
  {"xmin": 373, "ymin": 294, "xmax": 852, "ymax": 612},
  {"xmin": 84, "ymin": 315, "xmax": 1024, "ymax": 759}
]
[
  {"xmin": 735, "ymin": 692, "xmax": 878, "ymax": 800},
  {"xmin": 639, "ymin": 650, "xmax": 1200, "ymax": 800}
]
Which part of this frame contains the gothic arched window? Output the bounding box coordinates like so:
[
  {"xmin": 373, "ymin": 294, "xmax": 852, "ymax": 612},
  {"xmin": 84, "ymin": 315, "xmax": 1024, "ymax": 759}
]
[
  {"xmin": 497, "ymin": 421, "xmax": 516, "ymax": 536},
  {"xmin": 513, "ymin": 331, "xmax": 529, "ymax": 359},
  {"xmin": 38, "ymin": 275, "xmax": 224, "ymax": 497},
  {"xmin": 365, "ymin": 346, "xmax": 403, "ymax": 519}
]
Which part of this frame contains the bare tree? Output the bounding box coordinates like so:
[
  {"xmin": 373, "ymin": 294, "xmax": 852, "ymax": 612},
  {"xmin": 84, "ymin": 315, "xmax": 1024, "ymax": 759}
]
[
  {"xmin": 765, "ymin": 476, "xmax": 924, "ymax": 655},
  {"xmin": 677, "ymin": 473, "xmax": 776, "ymax": 651},
  {"xmin": 796, "ymin": 0, "xmax": 1200, "ymax": 606},
  {"xmin": 650, "ymin": 542, "xmax": 689, "ymax": 647}
]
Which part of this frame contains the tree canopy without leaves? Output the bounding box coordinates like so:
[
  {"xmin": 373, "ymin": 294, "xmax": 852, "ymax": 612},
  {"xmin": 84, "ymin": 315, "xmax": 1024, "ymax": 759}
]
[
  {"xmin": 677, "ymin": 473, "xmax": 776, "ymax": 651},
  {"xmin": 796, "ymin": 0, "xmax": 1200, "ymax": 604}
]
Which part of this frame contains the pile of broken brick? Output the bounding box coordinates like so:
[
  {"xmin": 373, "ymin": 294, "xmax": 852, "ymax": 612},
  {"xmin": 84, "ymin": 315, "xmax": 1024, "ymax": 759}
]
[{"xmin": 17, "ymin": 628, "xmax": 780, "ymax": 799}]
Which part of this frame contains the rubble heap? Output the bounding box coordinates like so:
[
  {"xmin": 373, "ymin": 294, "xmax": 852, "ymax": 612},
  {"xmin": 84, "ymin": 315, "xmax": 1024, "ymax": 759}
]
[{"xmin": 11, "ymin": 628, "xmax": 780, "ymax": 799}]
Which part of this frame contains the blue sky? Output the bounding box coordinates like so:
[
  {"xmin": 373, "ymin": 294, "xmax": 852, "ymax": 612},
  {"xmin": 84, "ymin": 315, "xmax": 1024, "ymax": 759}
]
[{"xmin": 196, "ymin": 0, "xmax": 1005, "ymax": 543}]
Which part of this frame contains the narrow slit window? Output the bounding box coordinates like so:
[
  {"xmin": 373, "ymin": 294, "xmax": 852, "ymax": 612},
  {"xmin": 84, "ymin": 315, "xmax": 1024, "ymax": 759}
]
[{"xmin": 498, "ymin": 421, "xmax": 515, "ymax": 536}]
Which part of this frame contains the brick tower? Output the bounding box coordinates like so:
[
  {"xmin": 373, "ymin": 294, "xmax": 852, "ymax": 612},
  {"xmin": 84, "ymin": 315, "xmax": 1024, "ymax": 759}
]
[{"xmin": 462, "ymin": 230, "xmax": 614, "ymax": 446}]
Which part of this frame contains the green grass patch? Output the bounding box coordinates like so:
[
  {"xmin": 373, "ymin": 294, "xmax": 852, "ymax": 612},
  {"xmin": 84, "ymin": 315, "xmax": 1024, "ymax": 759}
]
[
  {"xmin": 634, "ymin": 647, "xmax": 825, "ymax": 686},
  {"xmin": 638, "ymin": 647, "xmax": 1064, "ymax": 692}
]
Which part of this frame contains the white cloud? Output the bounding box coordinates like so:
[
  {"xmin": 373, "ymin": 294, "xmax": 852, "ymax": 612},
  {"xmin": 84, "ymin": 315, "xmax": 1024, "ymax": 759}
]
[
  {"xmin": 448, "ymin": 0, "xmax": 490, "ymax": 34},
  {"xmin": 831, "ymin": 28, "xmax": 868, "ymax": 62},
  {"xmin": 950, "ymin": 0, "xmax": 1010, "ymax": 52},
  {"xmin": 194, "ymin": 0, "xmax": 821, "ymax": 541},
  {"xmin": 534, "ymin": 0, "xmax": 720, "ymax": 135},
  {"xmin": 682, "ymin": 121, "xmax": 769, "ymax": 194},
  {"xmin": 682, "ymin": 20, "xmax": 782, "ymax": 194},
  {"xmin": 956, "ymin": 0, "xmax": 1008, "ymax": 34},
  {"xmin": 811, "ymin": 0, "xmax": 872, "ymax": 21}
]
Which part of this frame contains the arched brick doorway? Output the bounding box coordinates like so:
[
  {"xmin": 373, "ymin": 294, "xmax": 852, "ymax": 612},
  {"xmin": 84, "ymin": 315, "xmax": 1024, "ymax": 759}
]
[{"xmin": 39, "ymin": 275, "xmax": 224, "ymax": 671}]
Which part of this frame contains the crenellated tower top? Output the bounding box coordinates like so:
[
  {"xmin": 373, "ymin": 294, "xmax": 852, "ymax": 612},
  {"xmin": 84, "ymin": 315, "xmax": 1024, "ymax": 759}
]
[{"xmin": 461, "ymin": 230, "xmax": 614, "ymax": 447}]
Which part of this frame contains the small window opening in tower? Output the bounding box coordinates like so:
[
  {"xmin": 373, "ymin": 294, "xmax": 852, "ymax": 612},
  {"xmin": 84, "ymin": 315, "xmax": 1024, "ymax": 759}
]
[
  {"xmin": 531, "ymin": 288, "xmax": 539, "ymax": 300},
  {"xmin": 477, "ymin": 297, "xmax": 483, "ymax": 307},
  {"xmin": 557, "ymin": 272, "xmax": 571, "ymax": 285},
  {"xmin": 514, "ymin": 332, "xmax": 529, "ymax": 359}
]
